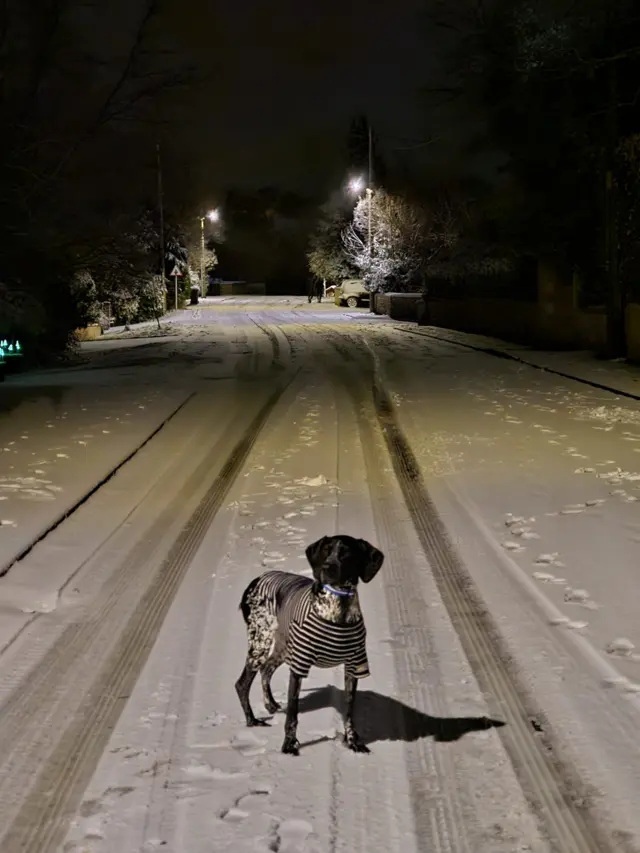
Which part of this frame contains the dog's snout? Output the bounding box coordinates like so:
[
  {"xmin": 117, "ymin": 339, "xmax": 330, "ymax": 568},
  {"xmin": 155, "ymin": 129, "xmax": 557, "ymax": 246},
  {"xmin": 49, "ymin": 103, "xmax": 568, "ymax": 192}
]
[{"xmin": 321, "ymin": 558, "xmax": 342, "ymax": 580}]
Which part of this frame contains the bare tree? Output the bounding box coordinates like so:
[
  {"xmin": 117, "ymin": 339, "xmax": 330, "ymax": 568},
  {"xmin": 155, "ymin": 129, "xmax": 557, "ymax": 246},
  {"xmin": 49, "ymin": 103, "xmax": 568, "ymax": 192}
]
[{"xmin": 0, "ymin": 0, "xmax": 202, "ymax": 353}]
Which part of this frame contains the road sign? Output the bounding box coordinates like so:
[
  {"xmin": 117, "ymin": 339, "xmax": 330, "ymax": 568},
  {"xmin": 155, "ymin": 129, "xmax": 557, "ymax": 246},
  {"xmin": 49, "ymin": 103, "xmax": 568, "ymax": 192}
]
[{"xmin": 170, "ymin": 265, "xmax": 183, "ymax": 277}]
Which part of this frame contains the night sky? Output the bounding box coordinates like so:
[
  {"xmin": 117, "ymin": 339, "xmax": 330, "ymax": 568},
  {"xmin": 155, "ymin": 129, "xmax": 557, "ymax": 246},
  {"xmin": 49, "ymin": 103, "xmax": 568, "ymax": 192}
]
[{"xmin": 161, "ymin": 0, "xmax": 469, "ymax": 193}]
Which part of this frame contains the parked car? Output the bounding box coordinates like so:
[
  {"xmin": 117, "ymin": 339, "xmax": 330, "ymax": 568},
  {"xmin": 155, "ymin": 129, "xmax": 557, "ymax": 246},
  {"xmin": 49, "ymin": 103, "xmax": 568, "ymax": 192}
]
[{"xmin": 334, "ymin": 279, "xmax": 370, "ymax": 309}]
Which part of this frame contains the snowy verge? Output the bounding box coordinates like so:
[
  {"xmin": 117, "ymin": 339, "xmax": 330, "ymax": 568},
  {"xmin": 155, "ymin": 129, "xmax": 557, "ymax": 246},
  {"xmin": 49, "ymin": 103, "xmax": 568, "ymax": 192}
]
[
  {"xmin": 0, "ymin": 391, "xmax": 241, "ymax": 647},
  {"xmin": 0, "ymin": 381, "xmax": 292, "ymax": 844},
  {"xmin": 0, "ymin": 386, "xmax": 192, "ymax": 576},
  {"xmin": 396, "ymin": 323, "xmax": 640, "ymax": 399},
  {"xmin": 59, "ymin": 371, "xmax": 344, "ymax": 853},
  {"xmin": 426, "ymin": 476, "xmax": 640, "ymax": 848},
  {"xmin": 333, "ymin": 375, "xmax": 548, "ymax": 853},
  {"xmin": 375, "ymin": 340, "xmax": 640, "ymax": 847}
]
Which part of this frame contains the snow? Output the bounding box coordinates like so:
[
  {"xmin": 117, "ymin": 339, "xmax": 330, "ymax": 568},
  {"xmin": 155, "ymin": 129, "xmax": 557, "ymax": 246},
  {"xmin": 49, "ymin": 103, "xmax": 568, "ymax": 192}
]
[
  {"xmin": 3, "ymin": 304, "xmax": 640, "ymax": 849},
  {"xmin": 376, "ymin": 331, "xmax": 640, "ymax": 691},
  {"xmin": 372, "ymin": 322, "xmax": 640, "ymax": 841},
  {"xmin": 395, "ymin": 322, "xmax": 640, "ymax": 398},
  {"xmin": 57, "ymin": 366, "xmax": 544, "ymax": 853},
  {"xmin": 0, "ymin": 381, "xmax": 190, "ymax": 575}
]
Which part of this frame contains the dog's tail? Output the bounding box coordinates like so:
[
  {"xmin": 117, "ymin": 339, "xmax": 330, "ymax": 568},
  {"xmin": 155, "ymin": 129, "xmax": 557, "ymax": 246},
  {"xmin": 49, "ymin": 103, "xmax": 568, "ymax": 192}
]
[{"xmin": 239, "ymin": 576, "xmax": 262, "ymax": 624}]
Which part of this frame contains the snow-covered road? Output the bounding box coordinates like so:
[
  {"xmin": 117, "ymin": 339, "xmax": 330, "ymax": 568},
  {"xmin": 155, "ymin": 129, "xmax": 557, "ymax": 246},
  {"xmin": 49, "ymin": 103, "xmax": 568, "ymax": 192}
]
[{"xmin": 0, "ymin": 301, "xmax": 639, "ymax": 852}]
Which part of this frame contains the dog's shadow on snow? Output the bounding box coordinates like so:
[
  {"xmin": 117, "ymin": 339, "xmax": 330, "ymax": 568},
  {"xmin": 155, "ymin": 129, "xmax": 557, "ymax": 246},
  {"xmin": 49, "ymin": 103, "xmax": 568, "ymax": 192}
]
[{"xmin": 298, "ymin": 686, "xmax": 505, "ymax": 746}]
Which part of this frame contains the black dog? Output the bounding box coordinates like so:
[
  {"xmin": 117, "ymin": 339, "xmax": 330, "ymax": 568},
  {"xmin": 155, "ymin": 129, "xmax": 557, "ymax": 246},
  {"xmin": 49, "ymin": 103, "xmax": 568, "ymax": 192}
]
[{"xmin": 235, "ymin": 534, "xmax": 384, "ymax": 756}]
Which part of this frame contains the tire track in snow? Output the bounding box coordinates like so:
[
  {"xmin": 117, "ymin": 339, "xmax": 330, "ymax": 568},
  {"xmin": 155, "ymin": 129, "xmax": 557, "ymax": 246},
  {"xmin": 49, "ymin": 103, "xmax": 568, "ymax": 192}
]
[
  {"xmin": 359, "ymin": 352, "xmax": 610, "ymax": 853},
  {"xmin": 315, "ymin": 329, "xmax": 477, "ymax": 853},
  {"xmin": 0, "ymin": 391, "xmax": 195, "ymax": 578},
  {"xmin": 307, "ymin": 325, "xmax": 610, "ymax": 851},
  {"xmin": 0, "ymin": 376, "xmax": 296, "ymax": 853},
  {"xmin": 247, "ymin": 313, "xmax": 295, "ymax": 371}
]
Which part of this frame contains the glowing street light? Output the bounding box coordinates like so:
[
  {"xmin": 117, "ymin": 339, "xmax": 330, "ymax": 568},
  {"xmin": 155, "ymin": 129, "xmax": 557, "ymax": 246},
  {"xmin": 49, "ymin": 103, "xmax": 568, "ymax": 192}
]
[
  {"xmin": 198, "ymin": 209, "xmax": 221, "ymax": 296},
  {"xmin": 348, "ymin": 177, "xmax": 373, "ymax": 255}
]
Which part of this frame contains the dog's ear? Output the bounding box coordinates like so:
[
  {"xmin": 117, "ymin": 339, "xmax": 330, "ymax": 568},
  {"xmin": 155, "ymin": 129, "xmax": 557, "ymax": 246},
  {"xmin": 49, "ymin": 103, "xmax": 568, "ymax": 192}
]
[
  {"xmin": 305, "ymin": 536, "xmax": 331, "ymax": 580},
  {"xmin": 357, "ymin": 539, "xmax": 384, "ymax": 583}
]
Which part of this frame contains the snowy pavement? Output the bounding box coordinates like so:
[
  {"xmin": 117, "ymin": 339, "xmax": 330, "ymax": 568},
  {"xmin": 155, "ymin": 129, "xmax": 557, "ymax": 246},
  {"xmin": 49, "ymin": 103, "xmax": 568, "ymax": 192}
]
[
  {"xmin": 0, "ymin": 383, "xmax": 191, "ymax": 576},
  {"xmin": 0, "ymin": 302, "xmax": 639, "ymax": 851}
]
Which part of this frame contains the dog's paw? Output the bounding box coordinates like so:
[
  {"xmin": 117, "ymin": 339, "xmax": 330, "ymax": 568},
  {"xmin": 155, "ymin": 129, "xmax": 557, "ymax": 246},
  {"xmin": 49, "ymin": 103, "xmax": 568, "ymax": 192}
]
[
  {"xmin": 247, "ymin": 717, "xmax": 270, "ymax": 728},
  {"xmin": 344, "ymin": 734, "xmax": 370, "ymax": 754},
  {"xmin": 281, "ymin": 737, "xmax": 300, "ymax": 756},
  {"xmin": 265, "ymin": 701, "xmax": 282, "ymax": 714}
]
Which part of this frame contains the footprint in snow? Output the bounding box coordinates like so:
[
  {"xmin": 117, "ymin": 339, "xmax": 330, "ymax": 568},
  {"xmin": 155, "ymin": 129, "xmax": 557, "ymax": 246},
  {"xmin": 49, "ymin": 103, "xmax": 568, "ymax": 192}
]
[
  {"xmin": 183, "ymin": 762, "xmax": 248, "ymax": 782},
  {"xmin": 230, "ymin": 731, "xmax": 267, "ymax": 757},
  {"xmin": 502, "ymin": 540, "xmax": 525, "ymax": 552},
  {"xmin": 533, "ymin": 571, "xmax": 557, "ymax": 582},
  {"xmin": 534, "ymin": 553, "xmax": 564, "ymax": 568},
  {"xmin": 549, "ymin": 615, "xmax": 589, "ymax": 630},
  {"xmin": 605, "ymin": 638, "xmax": 640, "ymax": 662},
  {"xmin": 564, "ymin": 588, "xmax": 598, "ymax": 610},
  {"xmin": 269, "ymin": 818, "xmax": 315, "ymax": 850}
]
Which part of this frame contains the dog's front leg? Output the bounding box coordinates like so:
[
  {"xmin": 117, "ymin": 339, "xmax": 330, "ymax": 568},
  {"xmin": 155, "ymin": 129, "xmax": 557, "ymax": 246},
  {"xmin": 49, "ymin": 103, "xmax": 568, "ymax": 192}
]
[
  {"xmin": 343, "ymin": 672, "xmax": 370, "ymax": 753},
  {"xmin": 281, "ymin": 670, "xmax": 303, "ymax": 755},
  {"xmin": 235, "ymin": 660, "xmax": 269, "ymax": 727}
]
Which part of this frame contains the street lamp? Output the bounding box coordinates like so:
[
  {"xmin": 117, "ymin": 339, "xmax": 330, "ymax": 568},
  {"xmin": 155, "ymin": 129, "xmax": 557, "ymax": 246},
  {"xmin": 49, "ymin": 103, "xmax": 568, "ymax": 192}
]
[
  {"xmin": 348, "ymin": 177, "xmax": 373, "ymax": 254},
  {"xmin": 198, "ymin": 209, "xmax": 220, "ymax": 297}
]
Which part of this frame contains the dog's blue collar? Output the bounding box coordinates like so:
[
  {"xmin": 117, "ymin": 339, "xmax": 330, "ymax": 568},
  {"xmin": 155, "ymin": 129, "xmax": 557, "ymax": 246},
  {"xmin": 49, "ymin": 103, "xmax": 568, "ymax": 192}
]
[{"xmin": 323, "ymin": 584, "xmax": 355, "ymax": 598}]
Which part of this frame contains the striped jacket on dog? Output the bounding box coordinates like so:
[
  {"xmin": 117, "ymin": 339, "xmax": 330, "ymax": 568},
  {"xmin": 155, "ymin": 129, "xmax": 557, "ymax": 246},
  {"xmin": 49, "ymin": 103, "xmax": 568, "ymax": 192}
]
[{"xmin": 252, "ymin": 570, "xmax": 370, "ymax": 679}]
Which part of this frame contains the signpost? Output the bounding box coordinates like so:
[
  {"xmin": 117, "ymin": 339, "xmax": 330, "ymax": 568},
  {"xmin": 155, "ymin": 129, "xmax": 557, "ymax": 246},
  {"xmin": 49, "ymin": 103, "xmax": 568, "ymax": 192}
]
[{"xmin": 170, "ymin": 265, "xmax": 183, "ymax": 310}]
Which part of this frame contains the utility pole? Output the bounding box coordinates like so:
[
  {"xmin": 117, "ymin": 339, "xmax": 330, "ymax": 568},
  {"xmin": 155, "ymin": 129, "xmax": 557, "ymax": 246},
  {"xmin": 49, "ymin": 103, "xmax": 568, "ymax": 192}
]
[
  {"xmin": 200, "ymin": 216, "xmax": 206, "ymax": 297},
  {"xmin": 367, "ymin": 123, "xmax": 373, "ymax": 253},
  {"xmin": 367, "ymin": 122, "xmax": 374, "ymax": 312},
  {"xmin": 604, "ymin": 9, "xmax": 624, "ymax": 357},
  {"xmin": 156, "ymin": 143, "xmax": 165, "ymax": 327}
]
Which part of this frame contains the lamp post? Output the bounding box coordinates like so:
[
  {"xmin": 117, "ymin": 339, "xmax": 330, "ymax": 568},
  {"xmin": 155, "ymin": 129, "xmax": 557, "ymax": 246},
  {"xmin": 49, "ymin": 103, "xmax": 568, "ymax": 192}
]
[
  {"xmin": 348, "ymin": 178, "xmax": 374, "ymax": 314},
  {"xmin": 348, "ymin": 177, "xmax": 373, "ymax": 254},
  {"xmin": 197, "ymin": 209, "xmax": 220, "ymax": 297}
]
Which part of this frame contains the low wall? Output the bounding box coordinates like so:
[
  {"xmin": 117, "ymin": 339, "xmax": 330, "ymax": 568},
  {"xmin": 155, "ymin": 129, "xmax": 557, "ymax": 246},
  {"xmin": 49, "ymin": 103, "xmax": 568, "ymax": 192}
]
[
  {"xmin": 380, "ymin": 292, "xmax": 611, "ymax": 352},
  {"xmin": 627, "ymin": 304, "xmax": 640, "ymax": 362},
  {"xmin": 428, "ymin": 298, "xmax": 538, "ymax": 345},
  {"xmin": 74, "ymin": 324, "xmax": 102, "ymax": 342},
  {"xmin": 219, "ymin": 282, "xmax": 266, "ymax": 296},
  {"xmin": 387, "ymin": 293, "xmax": 422, "ymax": 321},
  {"xmin": 372, "ymin": 292, "xmax": 388, "ymax": 315}
]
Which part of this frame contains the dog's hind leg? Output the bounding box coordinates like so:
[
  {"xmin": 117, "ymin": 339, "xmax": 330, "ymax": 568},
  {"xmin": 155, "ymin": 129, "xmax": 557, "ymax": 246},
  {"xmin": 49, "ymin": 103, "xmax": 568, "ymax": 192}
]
[
  {"xmin": 260, "ymin": 644, "xmax": 285, "ymax": 714},
  {"xmin": 235, "ymin": 659, "xmax": 269, "ymax": 727}
]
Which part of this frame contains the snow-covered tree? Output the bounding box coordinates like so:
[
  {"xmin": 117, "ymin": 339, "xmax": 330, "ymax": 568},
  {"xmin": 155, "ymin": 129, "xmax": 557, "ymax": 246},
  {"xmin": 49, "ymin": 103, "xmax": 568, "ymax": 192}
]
[
  {"xmin": 342, "ymin": 190, "xmax": 464, "ymax": 292},
  {"xmin": 165, "ymin": 231, "xmax": 188, "ymax": 275},
  {"xmin": 70, "ymin": 270, "xmax": 100, "ymax": 325},
  {"xmin": 184, "ymin": 237, "xmax": 219, "ymax": 292},
  {"xmin": 307, "ymin": 202, "xmax": 355, "ymax": 284}
]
